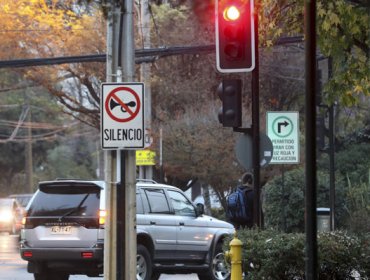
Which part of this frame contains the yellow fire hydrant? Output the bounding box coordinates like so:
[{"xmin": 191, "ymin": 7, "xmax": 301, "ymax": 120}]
[{"xmin": 225, "ymin": 233, "xmax": 243, "ymax": 280}]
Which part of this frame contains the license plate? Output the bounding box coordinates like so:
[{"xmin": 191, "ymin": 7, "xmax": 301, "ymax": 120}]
[{"xmin": 50, "ymin": 226, "xmax": 72, "ymax": 234}]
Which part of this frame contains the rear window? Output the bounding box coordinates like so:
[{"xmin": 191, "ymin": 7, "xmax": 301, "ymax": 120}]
[
  {"xmin": 0, "ymin": 199, "xmax": 12, "ymax": 208},
  {"xmin": 27, "ymin": 183, "xmax": 100, "ymax": 217}
]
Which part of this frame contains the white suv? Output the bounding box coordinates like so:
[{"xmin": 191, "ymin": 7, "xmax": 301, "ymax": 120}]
[{"xmin": 20, "ymin": 179, "xmax": 234, "ymax": 280}]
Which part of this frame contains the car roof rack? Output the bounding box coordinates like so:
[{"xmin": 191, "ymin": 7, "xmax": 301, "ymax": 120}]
[
  {"xmin": 136, "ymin": 179, "xmax": 158, "ymax": 184},
  {"xmin": 55, "ymin": 178, "xmax": 85, "ymax": 181}
]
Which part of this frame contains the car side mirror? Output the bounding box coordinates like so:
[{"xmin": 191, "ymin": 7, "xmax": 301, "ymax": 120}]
[{"xmin": 196, "ymin": 203, "xmax": 204, "ymax": 216}]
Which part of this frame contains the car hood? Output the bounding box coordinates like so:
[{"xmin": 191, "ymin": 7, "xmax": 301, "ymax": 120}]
[{"xmin": 199, "ymin": 215, "xmax": 234, "ymax": 229}]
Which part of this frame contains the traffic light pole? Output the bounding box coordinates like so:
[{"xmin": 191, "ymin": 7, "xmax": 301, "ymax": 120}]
[
  {"xmin": 251, "ymin": 0, "xmax": 261, "ymax": 228},
  {"xmin": 215, "ymin": 0, "xmax": 260, "ymax": 226},
  {"xmin": 328, "ymin": 57, "xmax": 335, "ymax": 231},
  {"xmin": 305, "ymin": 0, "xmax": 318, "ymax": 278}
]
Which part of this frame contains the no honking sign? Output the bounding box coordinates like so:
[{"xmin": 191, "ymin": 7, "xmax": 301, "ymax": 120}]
[{"xmin": 100, "ymin": 83, "xmax": 145, "ymax": 149}]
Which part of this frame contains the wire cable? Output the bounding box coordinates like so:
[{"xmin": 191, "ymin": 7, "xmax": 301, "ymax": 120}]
[{"xmin": 6, "ymin": 106, "xmax": 29, "ymax": 141}]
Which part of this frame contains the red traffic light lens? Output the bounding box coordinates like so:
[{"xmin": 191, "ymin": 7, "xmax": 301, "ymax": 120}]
[{"xmin": 223, "ymin": 6, "xmax": 240, "ymax": 21}]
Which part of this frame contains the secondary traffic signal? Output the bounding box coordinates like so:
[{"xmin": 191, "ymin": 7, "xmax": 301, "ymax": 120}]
[
  {"xmin": 217, "ymin": 79, "xmax": 242, "ymax": 127},
  {"xmin": 316, "ymin": 115, "xmax": 328, "ymax": 151},
  {"xmin": 215, "ymin": 0, "xmax": 255, "ymax": 73}
]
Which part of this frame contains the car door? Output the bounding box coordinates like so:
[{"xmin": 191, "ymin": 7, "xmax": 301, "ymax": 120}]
[
  {"xmin": 141, "ymin": 188, "xmax": 179, "ymax": 261},
  {"xmin": 166, "ymin": 189, "xmax": 211, "ymax": 260}
]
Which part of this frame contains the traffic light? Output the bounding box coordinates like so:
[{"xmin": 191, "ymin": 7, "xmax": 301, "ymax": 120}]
[
  {"xmin": 316, "ymin": 69, "xmax": 323, "ymax": 106},
  {"xmin": 316, "ymin": 115, "xmax": 328, "ymax": 151},
  {"xmin": 217, "ymin": 79, "xmax": 242, "ymax": 127},
  {"xmin": 215, "ymin": 0, "xmax": 255, "ymax": 73}
]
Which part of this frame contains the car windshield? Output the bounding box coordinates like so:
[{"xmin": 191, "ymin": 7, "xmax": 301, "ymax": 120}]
[
  {"xmin": 10, "ymin": 195, "xmax": 33, "ymax": 207},
  {"xmin": 27, "ymin": 189, "xmax": 100, "ymax": 217}
]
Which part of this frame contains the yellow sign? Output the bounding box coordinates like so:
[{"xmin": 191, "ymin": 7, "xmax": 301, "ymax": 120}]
[{"xmin": 136, "ymin": 150, "xmax": 156, "ymax": 166}]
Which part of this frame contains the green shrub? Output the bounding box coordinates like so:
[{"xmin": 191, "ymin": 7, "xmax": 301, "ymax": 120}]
[{"xmin": 224, "ymin": 229, "xmax": 369, "ymax": 279}]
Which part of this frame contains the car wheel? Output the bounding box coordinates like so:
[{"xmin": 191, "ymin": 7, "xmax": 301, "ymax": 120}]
[
  {"xmin": 198, "ymin": 244, "xmax": 230, "ymax": 280},
  {"xmin": 151, "ymin": 272, "xmax": 161, "ymax": 280},
  {"xmin": 34, "ymin": 273, "xmax": 48, "ymax": 280},
  {"xmin": 53, "ymin": 273, "xmax": 69, "ymax": 280},
  {"xmin": 34, "ymin": 271, "xmax": 69, "ymax": 280},
  {"xmin": 137, "ymin": 244, "xmax": 152, "ymax": 280}
]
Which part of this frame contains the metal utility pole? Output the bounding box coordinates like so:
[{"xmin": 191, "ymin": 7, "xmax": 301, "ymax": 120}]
[
  {"xmin": 304, "ymin": 0, "xmax": 318, "ymax": 278},
  {"xmin": 251, "ymin": 0, "xmax": 261, "ymax": 228},
  {"xmin": 328, "ymin": 57, "xmax": 335, "ymax": 231},
  {"xmin": 328, "ymin": 103, "xmax": 335, "ymax": 230}
]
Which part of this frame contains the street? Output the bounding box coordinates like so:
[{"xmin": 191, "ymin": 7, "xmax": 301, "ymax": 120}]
[{"xmin": 0, "ymin": 233, "xmax": 198, "ymax": 280}]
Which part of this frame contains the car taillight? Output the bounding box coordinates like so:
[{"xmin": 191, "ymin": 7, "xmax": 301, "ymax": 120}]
[
  {"xmin": 22, "ymin": 216, "xmax": 34, "ymax": 229},
  {"xmin": 81, "ymin": 252, "xmax": 94, "ymax": 259},
  {"xmin": 23, "ymin": 251, "xmax": 33, "ymax": 258},
  {"xmin": 22, "ymin": 217, "xmax": 26, "ymax": 226},
  {"xmin": 99, "ymin": 210, "xmax": 106, "ymax": 226}
]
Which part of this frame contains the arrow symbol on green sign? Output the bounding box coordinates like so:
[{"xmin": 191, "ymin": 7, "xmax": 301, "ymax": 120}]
[{"xmin": 278, "ymin": 121, "xmax": 289, "ymax": 133}]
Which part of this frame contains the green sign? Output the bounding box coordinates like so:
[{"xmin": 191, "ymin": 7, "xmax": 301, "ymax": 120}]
[{"xmin": 267, "ymin": 112, "xmax": 299, "ymax": 164}]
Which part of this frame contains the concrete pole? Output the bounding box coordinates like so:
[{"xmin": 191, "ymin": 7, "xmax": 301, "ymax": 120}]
[
  {"xmin": 25, "ymin": 99, "xmax": 33, "ymax": 193},
  {"xmin": 103, "ymin": 3, "xmax": 119, "ymax": 280},
  {"xmin": 140, "ymin": 0, "xmax": 153, "ymax": 179},
  {"xmin": 119, "ymin": 0, "xmax": 137, "ymax": 279}
]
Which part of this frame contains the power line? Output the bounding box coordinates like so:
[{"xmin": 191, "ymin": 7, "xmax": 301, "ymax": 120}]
[
  {"xmin": 0, "ymin": 28, "xmax": 99, "ymax": 33},
  {"xmin": 0, "ymin": 36, "xmax": 303, "ymax": 68},
  {"xmin": 0, "ymin": 121, "xmax": 94, "ymax": 143},
  {"xmin": 6, "ymin": 106, "xmax": 29, "ymax": 142}
]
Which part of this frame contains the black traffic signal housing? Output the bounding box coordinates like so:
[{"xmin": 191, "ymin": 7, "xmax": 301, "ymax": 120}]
[
  {"xmin": 217, "ymin": 79, "xmax": 242, "ymax": 127},
  {"xmin": 316, "ymin": 115, "xmax": 328, "ymax": 151},
  {"xmin": 316, "ymin": 69, "xmax": 323, "ymax": 106},
  {"xmin": 215, "ymin": 0, "xmax": 255, "ymax": 73}
]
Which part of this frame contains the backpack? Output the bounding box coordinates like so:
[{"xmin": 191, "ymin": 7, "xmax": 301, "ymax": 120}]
[{"xmin": 226, "ymin": 186, "xmax": 252, "ymax": 226}]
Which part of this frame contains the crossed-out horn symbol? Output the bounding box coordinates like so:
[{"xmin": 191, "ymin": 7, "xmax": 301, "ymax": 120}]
[{"xmin": 110, "ymin": 99, "xmax": 136, "ymax": 113}]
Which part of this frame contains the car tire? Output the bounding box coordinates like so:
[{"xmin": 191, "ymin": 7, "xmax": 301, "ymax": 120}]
[
  {"xmin": 34, "ymin": 271, "xmax": 69, "ymax": 280},
  {"xmin": 198, "ymin": 244, "xmax": 230, "ymax": 280},
  {"xmin": 137, "ymin": 244, "xmax": 152, "ymax": 280},
  {"xmin": 34, "ymin": 273, "xmax": 48, "ymax": 280},
  {"xmin": 53, "ymin": 273, "xmax": 69, "ymax": 280},
  {"xmin": 151, "ymin": 272, "xmax": 161, "ymax": 280}
]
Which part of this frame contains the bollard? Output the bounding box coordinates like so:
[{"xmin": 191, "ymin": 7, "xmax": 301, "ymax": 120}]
[{"xmin": 225, "ymin": 232, "xmax": 243, "ymax": 280}]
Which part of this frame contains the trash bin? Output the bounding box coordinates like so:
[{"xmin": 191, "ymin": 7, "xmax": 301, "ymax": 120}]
[{"xmin": 317, "ymin": 207, "xmax": 330, "ymax": 232}]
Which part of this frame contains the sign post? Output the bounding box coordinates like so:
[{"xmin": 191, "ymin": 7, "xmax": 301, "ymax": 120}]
[
  {"xmin": 101, "ymin": 83, "xmax": 145, "ymax": 150},
  {"xmin": 267, "ymin": 112, "xmax": 299, "ymax": 164}
]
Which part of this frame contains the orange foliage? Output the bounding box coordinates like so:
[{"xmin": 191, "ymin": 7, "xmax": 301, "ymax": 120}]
[{"xmin": 0, "ymin": 0, "xmax": 105, "ymax": 60}]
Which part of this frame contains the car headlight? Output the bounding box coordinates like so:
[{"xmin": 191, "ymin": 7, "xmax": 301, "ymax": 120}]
[{"xmin": 0, "ymin": 210, "xmax": 14, "ymax": 222}]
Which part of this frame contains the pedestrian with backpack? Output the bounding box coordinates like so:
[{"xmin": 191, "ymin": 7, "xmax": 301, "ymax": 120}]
[{"xmin": 226, "ymin": 172, "xmax": 254, "ymax": 229}]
